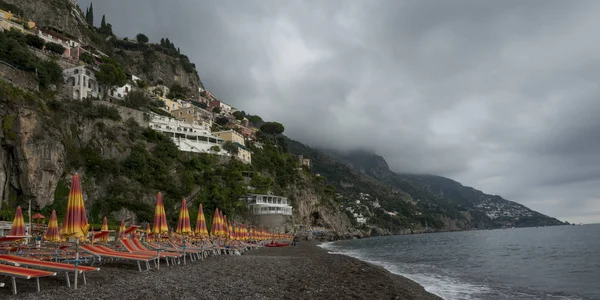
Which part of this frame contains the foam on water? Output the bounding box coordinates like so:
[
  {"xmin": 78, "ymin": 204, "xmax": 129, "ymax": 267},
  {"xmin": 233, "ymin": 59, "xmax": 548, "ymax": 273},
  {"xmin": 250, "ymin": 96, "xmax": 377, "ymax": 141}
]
[{"xmin": 319, "ymin": 242, "xmax": 489, "ymax": 300}]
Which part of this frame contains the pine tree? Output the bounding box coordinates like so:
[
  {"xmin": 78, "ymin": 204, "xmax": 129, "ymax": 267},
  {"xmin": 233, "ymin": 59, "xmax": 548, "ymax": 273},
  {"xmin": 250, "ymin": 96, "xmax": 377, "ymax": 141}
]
[
  {"xmin": 165, "ymin": 38, "xmax": 171, "ymax": 48},
  {"xmin": 87, "ymin": 3, "xmax": 94, "ymax": 26},
  {"xmin": 160, "ymin": 38, "xmax": 165, "ymax": 47},
  {"xmin": 100, "ymin": 15, "xmax": 106, "ymax": 28}
]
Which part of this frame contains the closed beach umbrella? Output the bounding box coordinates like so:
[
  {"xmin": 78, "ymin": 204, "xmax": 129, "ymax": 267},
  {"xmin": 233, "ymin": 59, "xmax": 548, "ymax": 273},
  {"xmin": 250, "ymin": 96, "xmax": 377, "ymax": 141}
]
[
  {"xmin": 223, "ymin": 214, "xmax": 229, "ymax": 238},
  {"xmin": 195, "ymin": 204, "xmax": 209, "ymax": 238},
  {"xmin": 118, "ymin": 220, "xmax": 126, "ymax": 239},
  {"xmin": 210, "ymin": 208, "xmax": 219, "ymax": 237},
  {"xmin": 9, "ymin": 206, "xmax": 26, "ymax": 237},
  {"xmin": 61, "ymin": 173, "xmax": 90, "ymax": 240},
  {"xmin": 100, "ymin": 217, "xmax": 109, "ymax": 243},
  {"xmin": 176, "ymin": 199, "xmax": 192, "ymax": 235},
  {"xmin": 145, "ymin": 223, "xmax": 153, "ymax": 242},
  {"xmin": 60, "ymin": 173, "xmax": 89, "ymax": 289},
  {"xmin": 152, "ymin": 192, "xmax": 169, "ymax": 270},
  {"xmin": 152, "ymin": 192, "xmax": 169, "ymax": 234},
  {"xmin": 44, "ymin": 210, "xmax": 60, "ymax": 242}
]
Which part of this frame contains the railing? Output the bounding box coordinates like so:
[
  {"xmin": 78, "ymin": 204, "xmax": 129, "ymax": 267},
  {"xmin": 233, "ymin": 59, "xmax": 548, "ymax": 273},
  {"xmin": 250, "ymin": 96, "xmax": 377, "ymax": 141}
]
[{"xmin": 251, "ymin": 210, "xmax": 293, "ymax": 216}]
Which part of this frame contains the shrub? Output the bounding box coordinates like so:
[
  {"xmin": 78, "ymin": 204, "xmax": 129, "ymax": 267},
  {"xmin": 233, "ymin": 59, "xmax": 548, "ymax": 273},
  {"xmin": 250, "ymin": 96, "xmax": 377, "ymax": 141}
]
[
  {"xmin": 45, "ymin": 42, "xmax": 65, "ymax": 55},
  {"xmin": 25, "ymin": 34, "xmax": 45, "ymax": 49}
]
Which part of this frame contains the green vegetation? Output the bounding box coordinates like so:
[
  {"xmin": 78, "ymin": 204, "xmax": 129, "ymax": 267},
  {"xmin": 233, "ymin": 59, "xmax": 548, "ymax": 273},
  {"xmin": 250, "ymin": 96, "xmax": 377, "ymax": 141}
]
[
  {"xmin": 80, "ymin": 52, "xmax": 95, "ymax": 64},
  {"xmin": 136, "ymin": 33, "xmax": 149, "ymax": 44},
  {"xmin": 85, "ymin": 2, "xmax": 94, "ymax": 26},
  {"xmin": 212, "ymin": 107, "xmax": 221, "ymax": 114},
  {"xmin": 167, "ymin": 83, "xmax": 190, "ymax": 100},
  {"xmin": 0, "ymin": 29, "xmax": 63, "ymax": 88},
  {"xmin": 2, "ymin": 114, "xmax": 16, "ymax": 140},
  {"xmin": 45, "ymin": 42, "xmax": 65, "ymax": 55},
  {"xmin": 0, "ymin": 0, "xmax": 23, "ymax": 16},
  {"xmin": 95, "ymin": 58, "xmax": 127, "ymax": 98}
]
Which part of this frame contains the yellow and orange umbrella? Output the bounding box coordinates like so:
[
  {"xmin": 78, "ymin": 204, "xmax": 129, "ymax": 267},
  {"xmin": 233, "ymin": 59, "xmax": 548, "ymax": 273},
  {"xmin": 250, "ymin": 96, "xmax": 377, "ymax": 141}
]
[
  {"xmin": 44, "ymin": 210, "xmax": 61, "ymax": 242},
  {"xmin": 60, "ymin": 173, "xmax": 89, "ymax": 240},
  {"xmin": 118, "ymin": 220, "xmax": 126, "ymax": 239},
  {"xmin": 145, "ymin": 223, "xmax": 154, "ymax": 242},
  {"xmin": 8, "ymin": 206, "xmax": 26, "ymax": 237},
  {"xmin": 223, "ymin": 214, "xmax": 228, "ymax": 238},
  {"xmin": 99, "ymin": 217, "xmax": 109, "ymax": 243},
  {"xmin": 195, "ymin": 204, "xmax": 209, "ymax": 238},
  {"xmin": 210, "ymin": 208, "xmax": 219, "ymax": 237},
  {"xmin": 176, "ymin": 199, "xmax": 192, "ymax": 235},
  {"xmin": 152, "ymin": 192, "xmax": 169, "ymax": 235}
]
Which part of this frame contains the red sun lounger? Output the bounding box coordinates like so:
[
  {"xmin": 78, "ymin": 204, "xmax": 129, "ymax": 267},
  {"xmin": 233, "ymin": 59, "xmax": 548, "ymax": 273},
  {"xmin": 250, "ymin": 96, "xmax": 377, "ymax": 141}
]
[
  {"xmin": 0, "ymin": 254, "xmax": 99, "ymax": 288},
  {"xmin": 80, "ymin": 245, "xmax": 154, "ymax": 272},
  {"xmin": 0, "ymin": 264, "xmax": 56, "ymax": 295}
]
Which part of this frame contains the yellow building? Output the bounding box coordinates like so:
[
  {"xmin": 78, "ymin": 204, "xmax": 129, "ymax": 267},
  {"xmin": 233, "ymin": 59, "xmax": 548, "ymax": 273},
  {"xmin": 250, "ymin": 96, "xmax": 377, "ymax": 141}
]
[
  {"xmin": 171, "ymin": 106, "xmax": 213, "ymax": 127},
  {"xmin": 213, "ymin": 130, "xmax": 252, "ymax": 164},
  {"xmin": 160, "ymin": 97, "xmax": 184, "ymax": 112},
  {"xmin": 0, "ymin": 9, "xmax": 36, "ymax": 31}
]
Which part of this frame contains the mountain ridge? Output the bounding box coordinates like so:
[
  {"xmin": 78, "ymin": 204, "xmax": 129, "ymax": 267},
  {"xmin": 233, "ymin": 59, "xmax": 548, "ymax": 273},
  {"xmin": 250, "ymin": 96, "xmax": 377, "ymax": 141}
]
[{"xmin": 322, "ymin": 149, "xmax": 566, "ymax": 228}]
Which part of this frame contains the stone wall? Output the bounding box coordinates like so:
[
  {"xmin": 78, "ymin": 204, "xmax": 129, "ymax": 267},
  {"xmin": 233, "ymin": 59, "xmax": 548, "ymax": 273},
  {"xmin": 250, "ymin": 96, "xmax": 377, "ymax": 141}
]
[{"xmin": 93, "ymin": 101, "xmax": 149, "ymax": 126}]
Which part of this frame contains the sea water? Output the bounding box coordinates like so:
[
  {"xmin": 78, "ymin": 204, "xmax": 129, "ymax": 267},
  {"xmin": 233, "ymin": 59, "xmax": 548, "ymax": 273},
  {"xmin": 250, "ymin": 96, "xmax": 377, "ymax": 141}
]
[{"xmin": 320, "ymin": 224, "xmax": 600, "ymax": 300}]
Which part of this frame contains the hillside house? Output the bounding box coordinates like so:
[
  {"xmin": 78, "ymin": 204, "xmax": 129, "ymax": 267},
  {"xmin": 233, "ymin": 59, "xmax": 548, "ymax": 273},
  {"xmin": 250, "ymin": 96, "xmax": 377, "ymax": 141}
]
[
  {"xmin": 63, "ymin": 66, "xmax": 100, "ymax": 100},
  {"xmin": 239, "ymin": 194, "xmax": 293, "ymax": 232},
  {"xmin": 34, "ymin": 28, "xmax": 80, "ymax": 60},
  {"xmin": 171, "ymin": 106, "xmax": 213, "ymax": 126},
  {"xmin": 148, "ymin": 114, "xmax": 228, "ymax": 155},
  {"xmin": 209, "ymin": 100, "xmax": 232, "ymax": 113},
  {"xmin": 108, "ymin": 74, "xmax": 140, "ymax": 101},
  {"xmin": 213, "ymin": 130, "xmax": 252, "ymax": 164}
]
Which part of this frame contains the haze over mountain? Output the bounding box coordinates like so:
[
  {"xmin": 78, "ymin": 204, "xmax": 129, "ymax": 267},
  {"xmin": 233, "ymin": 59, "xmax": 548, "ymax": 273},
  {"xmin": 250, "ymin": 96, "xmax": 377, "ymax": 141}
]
[{"xmin": 81, "ymin": 0, "xmax": 600, "ymax": 224}]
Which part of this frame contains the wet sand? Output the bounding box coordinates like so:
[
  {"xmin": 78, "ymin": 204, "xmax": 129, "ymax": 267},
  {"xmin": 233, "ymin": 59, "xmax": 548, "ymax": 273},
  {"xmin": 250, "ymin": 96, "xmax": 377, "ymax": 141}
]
[{"xmin": 3, "ymin": 241, "xmax": 441, "ymax": 299}]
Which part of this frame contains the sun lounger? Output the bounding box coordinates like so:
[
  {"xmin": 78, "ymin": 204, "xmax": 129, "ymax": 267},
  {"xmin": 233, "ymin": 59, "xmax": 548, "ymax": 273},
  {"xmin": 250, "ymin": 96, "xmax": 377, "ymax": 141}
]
[
  {"xmin": 120, "ymin": 239, "xmax": 180, "ymax": 266},
  {"xmin": 80, "ymin": 245, "xmax": 154, "ymax": 272},
  {"xmin": 0, "ymin": 254, "xmax": 99, "ymax": 288},
  {"xmin": 0, "ymin": 263, "xmax": 56, "ymax": 295}
]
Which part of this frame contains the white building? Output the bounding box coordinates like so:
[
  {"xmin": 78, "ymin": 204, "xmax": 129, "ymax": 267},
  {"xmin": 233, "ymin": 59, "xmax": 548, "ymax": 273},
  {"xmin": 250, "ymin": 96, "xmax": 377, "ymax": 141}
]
[
  {"xmin": 63, "ymin": 66, "xmax": 100, "ymax": 100},
  {"xmin": 148, "ymin": 114, "xmax": 229, "ymax": 155},
  {"xmin": 240, "ymin": 194, "xmax": 293, "ymax": 216},
  {"xmin": 372, "ymin": 200, "xmax": 381, "ymax": 208},
  {"xmin": 356, "ymin": 217, "xmax": 367, "ymax": 225},
  {"xmin": 109, "ymin": 75, "xmax": 140, "ymax": 100}
]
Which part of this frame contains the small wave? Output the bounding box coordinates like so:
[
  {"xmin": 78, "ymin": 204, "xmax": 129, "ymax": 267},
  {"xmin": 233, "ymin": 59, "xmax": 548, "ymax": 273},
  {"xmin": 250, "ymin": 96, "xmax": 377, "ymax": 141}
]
[{"xmin": 324, "ymin": 247, "xmax": 490, "ymax": 300}]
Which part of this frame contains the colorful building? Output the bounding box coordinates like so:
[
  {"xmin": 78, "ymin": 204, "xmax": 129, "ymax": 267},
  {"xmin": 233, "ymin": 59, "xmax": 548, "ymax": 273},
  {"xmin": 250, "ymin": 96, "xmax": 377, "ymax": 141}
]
[
  {"xmin": 171, "ymin": 106, "xmax": 213, "ymax": 127},
  {"xmin": 149, "ymin": 114, "xmax": 228, "ymax": 155},
  {"xmin": 213, "ymin": 130, "xmax": 252, "ymax": 164}
]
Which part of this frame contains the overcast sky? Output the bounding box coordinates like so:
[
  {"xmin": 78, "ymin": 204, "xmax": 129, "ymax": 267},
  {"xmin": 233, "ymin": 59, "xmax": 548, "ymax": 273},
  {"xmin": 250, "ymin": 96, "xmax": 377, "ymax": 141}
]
[{"xmin": 79, "ymin": 0, "xmax": 600, "ymax": 224}]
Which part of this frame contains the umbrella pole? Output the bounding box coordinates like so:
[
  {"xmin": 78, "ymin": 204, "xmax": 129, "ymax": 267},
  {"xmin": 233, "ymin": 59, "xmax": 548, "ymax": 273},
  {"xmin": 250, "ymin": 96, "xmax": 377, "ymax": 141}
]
[
  {"xmin": 157, "ymin": 234, "xmax": 161, "ymax": 270},
  {"xmin": 74, "ymin": 237, "xmax": 79, "ymax": 289},
  {"xmin": 183, "ymin": 236, "xmax": 187, "ymax": 265}
]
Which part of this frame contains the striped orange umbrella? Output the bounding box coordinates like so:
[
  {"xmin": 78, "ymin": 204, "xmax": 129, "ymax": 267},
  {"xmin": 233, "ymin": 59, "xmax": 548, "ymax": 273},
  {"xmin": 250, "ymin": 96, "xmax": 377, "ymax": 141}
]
[
  {"xmin": 8, "ymin": 206, "xmax": 26, "ymax": 237},
  {"xmin": 118, "ymin": 220, "xmax": 126, "ymax": 239},
  {"xmin": 44, "ymin": 210, "xmax": 60, "ymax": 242},
  {"xmin": 176, "ymin": 199, "xmax": 192, "ymax": 235},
  {"xmin": 145, "ymin": 223, "xmax": 154, "ymax": 242},
  {"xmin": 60, "ymin": 173, "xmax": 89, "ymax": 240},
  {"xmin": 195, "ymin": 204, "xmax": 209, "ymax": 237},
  {"xmin": 222, "ymin": 214, "xmax": 228, "ymax": 238},
  {"xmin": 99, "ymin": 217, "xmax": 109, "ymax": 243},
  {"xmin": 152, "ymin": 192, "xmax": 168, "ymax": 234},
  {"xmin": 210, "ymin": 208, "xmax": 219, "ymax": 237}
]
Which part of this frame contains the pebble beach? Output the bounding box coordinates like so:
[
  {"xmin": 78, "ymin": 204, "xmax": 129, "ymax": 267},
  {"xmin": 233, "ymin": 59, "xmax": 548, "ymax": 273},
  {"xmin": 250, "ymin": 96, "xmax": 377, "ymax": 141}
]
[{"xmin": 3, "ymin": 241, "xmax": 441, "ymax": 300}]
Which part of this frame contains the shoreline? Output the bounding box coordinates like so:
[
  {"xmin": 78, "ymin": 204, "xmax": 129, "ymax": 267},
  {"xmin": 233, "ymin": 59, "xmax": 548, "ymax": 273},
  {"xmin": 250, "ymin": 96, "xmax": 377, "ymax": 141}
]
[{"xmin": 4, "ymin": 241, "xmax": 441, "ymax": 300}]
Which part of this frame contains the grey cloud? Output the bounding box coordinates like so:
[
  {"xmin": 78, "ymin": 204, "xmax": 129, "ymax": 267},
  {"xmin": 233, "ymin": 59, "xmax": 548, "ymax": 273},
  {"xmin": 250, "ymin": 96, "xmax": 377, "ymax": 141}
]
[{"xmin": 81, "ymin": 0, "xmax": 600, "ymax": 223}]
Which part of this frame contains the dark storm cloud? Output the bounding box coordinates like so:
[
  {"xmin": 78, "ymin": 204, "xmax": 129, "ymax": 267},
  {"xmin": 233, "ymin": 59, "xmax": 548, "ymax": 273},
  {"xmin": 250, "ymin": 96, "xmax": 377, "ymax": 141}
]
[{"xmin": 80, "ymin": 0, "xmax": 600, "ymax": 223}]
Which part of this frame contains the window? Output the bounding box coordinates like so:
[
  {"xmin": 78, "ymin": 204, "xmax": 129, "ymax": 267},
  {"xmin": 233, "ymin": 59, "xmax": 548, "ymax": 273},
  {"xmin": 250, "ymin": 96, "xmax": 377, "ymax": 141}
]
[
  {"xmin": 74, "ymin": 69, "xmax": 79, "ymax": 74},
  {"xmin": 85, "ymin": 70, "xmax": 91, "ymax": 76},
  {"xmin": 125, "ymin": 87, "xmax": 129, "ymax": 93}
]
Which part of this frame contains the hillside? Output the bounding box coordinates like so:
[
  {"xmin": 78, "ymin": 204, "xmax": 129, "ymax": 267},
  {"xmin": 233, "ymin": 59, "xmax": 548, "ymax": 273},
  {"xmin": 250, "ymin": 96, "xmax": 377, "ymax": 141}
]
[{"xmin": 328, "ymin": 149, "xmax": 566, "ymax": 229}]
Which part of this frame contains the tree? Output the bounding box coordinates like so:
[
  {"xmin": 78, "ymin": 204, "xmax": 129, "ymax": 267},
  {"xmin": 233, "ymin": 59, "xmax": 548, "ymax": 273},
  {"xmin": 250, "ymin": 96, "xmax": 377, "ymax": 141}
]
[
  {"xmin": 25, "ymin": 34, "xmax": 45, "ymax": 49},
  {"xmin": 222, "ymin": 141, "xmax": 239, "ymax": 155},
  {"xmin": 215, "ymin": 116, "xmax": 229, "ymax": 126},
  {"xmin": 97, "ymin": 15, "xmax": 113, "ymax": 36},
  {"xmin": 100, "ymin": 15, "xmax": 106, "ymax": 28},
  {"xmin": 80, "ymin": 52, "xmax": 95, "ymax": 64},
  {"xmin": 212, "ymin": 106, "xmax": 221, "ymax": 114},
  {"xmin": 232, "ymin": 111, "xmax": 245, "ymax": 121},
  {"xmin": 37, "ymin": 60, "xmax": 63, "ymax": 88},
  {"xmin": 248, "ymin": 115, "xmax": 263, "ymax": 126},
  {"xmin": 86, "ymin": 3, "xmax": 94, "ymax": 26},
  {"xmin": 166, "ymin": 83, "xmax": 189, "ymax": 99},
  {"xmin": 45, "ymin": 42, "xmax": 65, "ymax": 55},
  {"xmin": 210, "ymin": 145, "xmax": 220, "ymax": 152},
  {"xmin": 136, "ymin": 33, "xmax": 149, "ymax": 44},
  {"xmin": 260, "ymin": 122, "xmax": 285, "ymax": 135},
  {"xmin": 95, "ymin": 58, "xmax": 127, "ymax": 99}
]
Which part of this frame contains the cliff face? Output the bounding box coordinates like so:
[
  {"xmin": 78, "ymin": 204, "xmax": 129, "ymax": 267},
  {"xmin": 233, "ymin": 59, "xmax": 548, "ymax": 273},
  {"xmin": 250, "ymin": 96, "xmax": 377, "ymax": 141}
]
[
  {"xmin": 113, "ymin": 49, "xmax": 202, "ymax": 95},
  {"xmin": 1, "ymin": 102, "xmax": 65, "ymax": 210},
  {"xmin": 287, "ymin": 172, "xmax": 354, "ymax": 237},
  {"xmin": 4, "ymin": 0, "xmax": 89, "ymax": 41}
]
